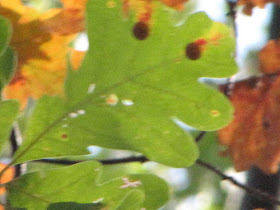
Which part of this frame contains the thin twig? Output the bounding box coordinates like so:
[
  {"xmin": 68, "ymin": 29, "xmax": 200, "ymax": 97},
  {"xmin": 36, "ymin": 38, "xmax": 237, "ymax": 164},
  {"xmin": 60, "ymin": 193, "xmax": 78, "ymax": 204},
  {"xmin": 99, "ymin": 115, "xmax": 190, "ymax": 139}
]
[
  {"xmin": 196, "ymin": 159, "xmax": 280, "ymax": 206},
  {"xmin": 221, "ymin": 72, "xmax": 280, "ymax": 99},
  {"xmin": 195, "ymin": 131, "xmax": 206, "ymax": 142},
  {"xmin": 9, "ymin": 128, "xmax": 21, "ymax": 178},
  {"xmin": 36, "ymin": 156, "xmax": 149, "ymax": 165},
  {"xmin": 226, "ymin": 0, "xmax": 237, "ymax": 37}
]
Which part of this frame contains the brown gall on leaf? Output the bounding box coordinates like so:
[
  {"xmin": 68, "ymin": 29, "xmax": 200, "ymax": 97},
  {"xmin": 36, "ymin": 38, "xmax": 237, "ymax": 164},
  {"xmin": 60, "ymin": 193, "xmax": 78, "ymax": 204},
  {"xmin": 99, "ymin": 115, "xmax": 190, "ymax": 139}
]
[
  {"xmin": 185, "ymin": 42, "xmax": 201, "ymax": 60},
  {"xmin": 61, "ymin": 134, "xmax": 68, "ymax": 139},
  {"xmin": 218, "ymin": 75, "xmax": 280, "ymax": 174},
  {"xmin": 133, "ymin": 22, "xmax": 149, "ymax": 40}
]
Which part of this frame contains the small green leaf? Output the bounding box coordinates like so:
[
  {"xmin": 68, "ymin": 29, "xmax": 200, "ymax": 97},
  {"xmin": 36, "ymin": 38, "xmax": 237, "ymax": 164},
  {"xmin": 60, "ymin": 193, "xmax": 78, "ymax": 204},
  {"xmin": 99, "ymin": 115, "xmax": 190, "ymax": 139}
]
[
  {"xmin": 0, "ymin": 15, "xmax": 12, "ymax": 56},
  {"xmin": 0, "ymin": 47, "xmax": 16, "ymax": 91},
  {"xmin": 0, "ymin": 100, "xmax": 19, "ymax": 151},
  {"xmin": 0, "ymin": 15, "xmax": 14, "ymax": 91},
  {"xmin": 7, "ymin": 161, "xmax": 169, "ymax": 210}
]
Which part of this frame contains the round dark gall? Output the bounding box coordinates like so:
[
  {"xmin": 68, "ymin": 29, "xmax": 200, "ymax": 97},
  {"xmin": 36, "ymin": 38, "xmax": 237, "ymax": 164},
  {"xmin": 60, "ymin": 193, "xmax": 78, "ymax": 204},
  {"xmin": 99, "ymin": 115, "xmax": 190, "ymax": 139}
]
[
  {"xmin": 185, "ymin": 42, "xmax": 201, "ymax": 60},
  {"xmin": 133, "ymin": 22, "xmax": 149, "ymax": 40}
]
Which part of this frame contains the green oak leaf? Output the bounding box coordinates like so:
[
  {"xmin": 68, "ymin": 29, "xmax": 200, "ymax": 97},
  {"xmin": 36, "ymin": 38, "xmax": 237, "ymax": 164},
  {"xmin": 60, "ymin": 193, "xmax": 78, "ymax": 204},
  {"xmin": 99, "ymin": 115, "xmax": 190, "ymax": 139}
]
[
  {"xmin": 7, "ymin": 161, "xmax": 169, "ymax": 210},
  {"xmin": 0, "ymin": 47, "xmax": 16, "ymax": 91},
  {"xmin": 0, "ymin": 100, "xmax": 19, "ymax": 151},
  {"xmin": 0, "ymin": 15, "xmax": 11, "ymax": 56},
  {"xmin": 0, "ymin": 15, "xmax": 15, "ymax": 91},
  {"xmin": 13, "ymin": 1, "xmax": 236, "ymax": 167}
]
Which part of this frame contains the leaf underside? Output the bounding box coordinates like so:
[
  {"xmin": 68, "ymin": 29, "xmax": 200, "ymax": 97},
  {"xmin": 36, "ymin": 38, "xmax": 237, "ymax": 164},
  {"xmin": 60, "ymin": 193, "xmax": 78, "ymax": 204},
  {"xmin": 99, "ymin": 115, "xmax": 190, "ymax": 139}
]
[
  {"xmin": 13, "ymin": 0, "xmax": 236, "ymax": 167},
  {"xmin": 7, "ymin": 161, "xmax": 169, "ymax": 210}
]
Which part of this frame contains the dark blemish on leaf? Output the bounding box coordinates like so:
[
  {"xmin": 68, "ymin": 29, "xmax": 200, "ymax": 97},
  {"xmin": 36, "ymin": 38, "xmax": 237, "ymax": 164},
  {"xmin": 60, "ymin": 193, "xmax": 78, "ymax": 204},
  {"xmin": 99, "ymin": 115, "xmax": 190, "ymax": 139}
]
[
  {"xmin": 263, "ymin": 121, "xmax": 270, "ymax": 129},
  {"xmin": 246, "ymin": 77, "xmax": 258, "ymax": 89},
  {"xmin": 133, "ymin": 22, "xmax": 149, "ymax": 40},
  {"xmin": 61, "ymin": 134, "xmax": 68, "ymax": 139},
  {"xmin": 185, "ymin": 42, "xmax": 201, "ymax": 60}
]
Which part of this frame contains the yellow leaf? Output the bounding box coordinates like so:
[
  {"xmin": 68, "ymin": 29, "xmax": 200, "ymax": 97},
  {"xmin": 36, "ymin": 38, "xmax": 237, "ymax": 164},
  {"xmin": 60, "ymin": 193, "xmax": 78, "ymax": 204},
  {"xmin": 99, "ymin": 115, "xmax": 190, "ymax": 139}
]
[
  {"xmin": 0, "ymin": 0, "xmax": 86, "ymax": 108},
  {"xmin": 0, "ymin": 163, "xmax": 14, "ymax": 195}
]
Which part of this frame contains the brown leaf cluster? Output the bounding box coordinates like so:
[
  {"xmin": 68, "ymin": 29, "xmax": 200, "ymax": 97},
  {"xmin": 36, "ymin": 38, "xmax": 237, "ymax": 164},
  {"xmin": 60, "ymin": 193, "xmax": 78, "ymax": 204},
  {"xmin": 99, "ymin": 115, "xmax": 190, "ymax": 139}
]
[
  {"xmin": 238, "ymin": 0, "xmax": 280, "ymax": 15},
  {"xmin": 219, "ymin": 75, "xmax": 280, "ymax": 174},
  {"xmin": 259, "ymin": 39, "xmax": 280, "ymax": 74},
  {"xmin": 0, "ymin": 0, "xmax": 86, "ymax": 108},
  {"xmin": 218, "ymin": 38, "xmax": 280, "ymax": 174}
]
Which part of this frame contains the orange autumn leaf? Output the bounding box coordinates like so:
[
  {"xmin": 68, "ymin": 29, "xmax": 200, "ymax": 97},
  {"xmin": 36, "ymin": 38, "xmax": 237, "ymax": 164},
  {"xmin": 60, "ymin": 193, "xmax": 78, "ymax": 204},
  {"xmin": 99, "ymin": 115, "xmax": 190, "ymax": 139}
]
[
  {"xmin": 0, "ymin": 0, "xmax": 86, "ymax": 108},
  {"xmin": 41, "ymin": 0, "xmax": 87, "ymax": 35},
  {"xmin": 123, "ymin": 0, "xmax": 188, "ymax": 24},
  {"xmin": 160, "ymin": 0, "xmax": 188, "ymax": 10},
  {"xmin": 70, "ymin": 49, "xmax": 86, "ymax": 71},
  {"xmin": 0, "ymin": 163, "xmax": 14, "ymax": 195},
  {"xmin": 259, "ymin": 39, "xmax": 280, "ymax": 74},
  {"xmin": 218, "ymin": 75, "xmax": 280, "ymax": 174},
  {"xmin": 123, "ymin": 0, "xmax": 154, "ymax": 24},
  {"xmin": 238, "ymin": 0, "xmax": 280, "ymax": 15}
]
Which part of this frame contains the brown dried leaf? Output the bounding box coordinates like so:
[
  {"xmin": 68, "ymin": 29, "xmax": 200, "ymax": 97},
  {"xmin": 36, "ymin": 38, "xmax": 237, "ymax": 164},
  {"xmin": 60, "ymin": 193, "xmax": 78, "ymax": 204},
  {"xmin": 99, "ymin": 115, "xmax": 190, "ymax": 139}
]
[
  {"xmin": 218, "ymin": 76, "xmax": 280, "ymax": 174},
  {"xmin": 259, "ymin": 39, "xmax": 280, "ymax": 74},
  {"xmin": 0, "ymin": 0, "xmax": 86, "ymax": 108},
  {"xmin": 238, "ymin": 0, "xmax": 280, "ymax": 15}
]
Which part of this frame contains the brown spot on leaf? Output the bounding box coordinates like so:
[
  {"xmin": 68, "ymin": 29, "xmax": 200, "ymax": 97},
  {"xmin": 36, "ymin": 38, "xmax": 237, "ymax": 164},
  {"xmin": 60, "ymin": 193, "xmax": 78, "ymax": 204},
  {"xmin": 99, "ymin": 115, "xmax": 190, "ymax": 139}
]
[
  {"xmin": 246, "ymin": 77, "xmax": 258, "ymax": 89},
  {"xmin": 61, "ymin": 134, "xmax": 68, "ymax": 139},
  {"xmin": 133, "ymin": 22, "xmax": 149, "ymax": 40},
  {"xmin": 185, "ymin": 42, "xmax": 201, "ymax": 60},
  {"xmin": 263, "ymin": 120, "xmax": 270, "ymax": 129}
]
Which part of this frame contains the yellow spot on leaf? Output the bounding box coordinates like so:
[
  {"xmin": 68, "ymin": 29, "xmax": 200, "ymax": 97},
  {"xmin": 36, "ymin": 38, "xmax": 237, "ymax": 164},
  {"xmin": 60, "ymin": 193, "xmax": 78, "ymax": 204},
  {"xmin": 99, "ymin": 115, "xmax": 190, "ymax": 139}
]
[
  {"xmin": 211, "ymin": 110, "xmax": 220, "ymax": 117},
  {"xmin": 107, "ymin": 0, "xmax": 116, "ymax": 8},
  {"xmin": 106, "ymin": 94, "xmax": 118, "ymax": 105}
]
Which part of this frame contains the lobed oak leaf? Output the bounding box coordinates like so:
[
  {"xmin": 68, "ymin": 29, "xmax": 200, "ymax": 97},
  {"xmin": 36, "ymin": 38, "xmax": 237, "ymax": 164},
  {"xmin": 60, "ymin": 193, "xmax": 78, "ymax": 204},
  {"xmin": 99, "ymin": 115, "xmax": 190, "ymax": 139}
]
[
  {"xmin": 1, "ymin": 0, "xmax": 189, "ymax": 108},
  {"xmin": 218, "ymin": 75, "xmax": 280, "ymax": 174},
  {"xmin": 259, "ymin": 39, "xmax": 280, "ymax": 74},
  {"xmin": 0, "ymin": 0, "xmax": 86, "ymax": 108}
]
